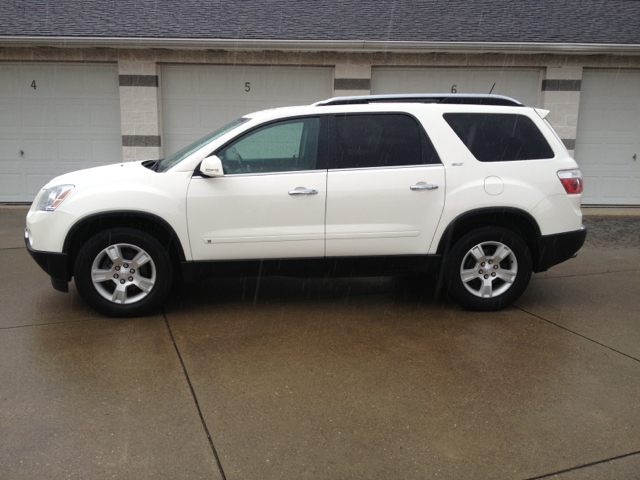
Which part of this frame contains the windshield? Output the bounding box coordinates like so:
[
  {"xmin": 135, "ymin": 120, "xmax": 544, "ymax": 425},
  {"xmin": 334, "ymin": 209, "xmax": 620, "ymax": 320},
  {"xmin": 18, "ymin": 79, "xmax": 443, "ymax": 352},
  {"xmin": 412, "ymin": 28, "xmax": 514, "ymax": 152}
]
[{"xmin": 157, "ymin": 118, "xmax": 249, "ymax": 172}]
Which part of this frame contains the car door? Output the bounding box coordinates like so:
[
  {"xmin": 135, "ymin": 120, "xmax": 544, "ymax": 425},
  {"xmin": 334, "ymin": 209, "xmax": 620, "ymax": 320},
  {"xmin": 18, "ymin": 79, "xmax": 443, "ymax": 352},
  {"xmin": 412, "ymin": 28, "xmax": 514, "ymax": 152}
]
[
  {"xmin": 325, "ymin": 113, "xmax": 445, "ymax": 257},
  {"xmin": 187, "ymin": 116, "xmax": 328, "ymax": 261}
]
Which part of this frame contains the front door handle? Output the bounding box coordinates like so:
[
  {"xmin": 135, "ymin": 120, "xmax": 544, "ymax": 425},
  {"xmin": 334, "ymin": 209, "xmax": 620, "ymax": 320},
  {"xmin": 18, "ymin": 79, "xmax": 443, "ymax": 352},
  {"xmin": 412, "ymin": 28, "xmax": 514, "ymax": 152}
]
[
  {"xmin": 288, "ymin": 188, "xmax": 318, "ymax": 195},
  {"xmin": 410, "ymin": 183, "xmax": 438, "ymax": 190}
]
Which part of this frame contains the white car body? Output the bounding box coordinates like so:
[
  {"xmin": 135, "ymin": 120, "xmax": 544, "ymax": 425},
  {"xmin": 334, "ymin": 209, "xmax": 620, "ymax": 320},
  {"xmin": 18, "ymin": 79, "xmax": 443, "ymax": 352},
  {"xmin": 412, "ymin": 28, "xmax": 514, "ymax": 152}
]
[{"xmin": 26, "ymin": 94, "xmax": 587, "ymax": 316}]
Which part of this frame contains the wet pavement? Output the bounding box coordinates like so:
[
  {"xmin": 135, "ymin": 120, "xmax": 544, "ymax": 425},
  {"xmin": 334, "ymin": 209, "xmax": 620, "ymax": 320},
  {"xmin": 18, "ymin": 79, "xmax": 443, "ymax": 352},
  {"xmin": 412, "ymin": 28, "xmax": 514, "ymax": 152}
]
[{"xmin": 1, "ymin": 208, "xmax": 639, "ymax": 479}]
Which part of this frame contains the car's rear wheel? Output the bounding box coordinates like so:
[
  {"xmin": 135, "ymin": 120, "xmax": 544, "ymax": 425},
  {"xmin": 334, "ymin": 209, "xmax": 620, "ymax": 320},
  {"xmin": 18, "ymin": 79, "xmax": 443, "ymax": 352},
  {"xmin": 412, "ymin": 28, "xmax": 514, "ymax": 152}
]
[
  {"xmin": 443, "ymin": 227, "xmax": 532, "ymax": 311},
  {"xmin": 74, "ymin": 228, "xmax": 173, "ymax": 317}
]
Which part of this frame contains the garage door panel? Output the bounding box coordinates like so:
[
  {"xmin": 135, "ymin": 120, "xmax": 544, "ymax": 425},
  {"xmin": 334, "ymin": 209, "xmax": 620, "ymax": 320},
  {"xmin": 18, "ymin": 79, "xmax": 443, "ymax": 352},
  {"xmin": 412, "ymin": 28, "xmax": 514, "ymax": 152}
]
[
  {"xmin": 162, "ymin": 69, "xmax": 197, "ymax": 96},
  {"xmin": 575, "ymin": 70, "xmax": 640, "ymax": 204},
  {"xmin": 91, "ymin": 140, "xmax": 122, "ymax": 163},
  {"xmin": 22, "ymin": 140, "xmax": 55, "ymax": 161},
  {"xmin": 199, "ymin": 70, "xmax": 235, "ymax": 95},
  {"xmin": 606, "ymin": 144, "xmax": 637, "ymax": 165},
  {"xmin": 56, "ymin": 139, "xmax": 88, "ymax": 161},
  {"xmin": 582, "ymin": 175, "xmax": 599, "ymax": 198},
  {"xmin": 578, "ymin": 105, "xmax": 609, "ymax": 133},
  {"xmin": 609, "ymin": 108, "xmax": 638, "ymax": 132},
  {"xmin": 18, "ymin": 67, "xmax": 52, "ymax": 97},
  {"xmin": 53, "ymin": 69, "xmax": 88, "ymax": 97},
  {"xmin": 0, "ymin": 161, "xmax": 22, "ymax": 174},
  {"xmin": 198, "ymin": 101, "xmax": 246, "ymax": 116},
  {"xmin": 0, "ymin": 104, "xmax": 17, "ymax": 127},
  {"xmin": 0, "ymin": 174, "xmax": 24, "ymax": 196},
  {"xmin": 22, "ymin": 104, "xmax": 54, "ymax": 128},
  {"xmin": 55, "ymin": 104, "xmax": 86, "ymax": 127},
  {"xmin": 89, "ymin": 103, "xmax": 120, "ymax": 128},
  {"xmin": 0, "ymin": 64, "xmax": 122, "ymax": 202},
  {"xmin": 26, "ymin": 174, "xmax": 55, "ymax": 196},
  {"xmin": 0, "ymin": 68, "xmax": 17, "ymax": 96},
  {"xmin": 582, "ymin": 71, "xmax": 640, "ymax": 99},
  {"xmin": 200, "ymin": 106, "xmax": 231, "ymax": 128},
  {"xmin": 601, "ymin": 177, "xmax": 629, "ymax": 199},
  {"xmin": 163, "ymin": 104, "xmax": 198, "ymax": 130},
  {"xmin": 162, "ymin": 65, "xmax": 332, "ymax": 156},
  {"xmin": 573, "ymin": 143, "xmax": 602, "ymax": 165},
  {"xmin": 611, "ymin": 73, "xmax": 640, "ymax": 97},
  {"xmin": 579, "ymin": 143, "xmax": 637, "ymax": 167},
  {"xmin": 0, "ymin": 140, "xmax": 19, "ymax": 159},
  {"xmin": 633, "ymin": 178, "xmax": 640, "ymax": 199},
  {"xmin": 85, "ymin": 69, "xmax": 120, "ymax": 98}
]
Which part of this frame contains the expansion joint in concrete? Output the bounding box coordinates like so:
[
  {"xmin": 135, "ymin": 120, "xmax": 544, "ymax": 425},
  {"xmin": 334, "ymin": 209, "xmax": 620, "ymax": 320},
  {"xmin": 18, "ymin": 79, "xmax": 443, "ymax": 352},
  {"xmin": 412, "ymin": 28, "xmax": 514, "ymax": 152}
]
[
  {"xmin": 524, "ymin": 449, "xmax": 640, "ymax": 479},
  {"xmin": 531, "ymin": 267, "xmax": 640, "ymax": 280},
  {"xmin": 0, "ymin": 317, "xmax": 100, "ymax": 331},
  {"xmin": 513, "ymin": 305, "xmax": 640, "ymax": 364},
  {"xmin": 162, "ymin": 311, "xmax": 228, "ymax": 480}
]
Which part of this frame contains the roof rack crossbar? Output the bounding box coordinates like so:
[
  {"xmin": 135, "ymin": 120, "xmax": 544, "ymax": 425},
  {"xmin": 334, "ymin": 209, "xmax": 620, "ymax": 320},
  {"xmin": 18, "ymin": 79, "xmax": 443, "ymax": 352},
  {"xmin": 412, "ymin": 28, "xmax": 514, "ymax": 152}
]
[{"xmin": 314, "ymin": 93, "xmax": 524, "ymax": 107}]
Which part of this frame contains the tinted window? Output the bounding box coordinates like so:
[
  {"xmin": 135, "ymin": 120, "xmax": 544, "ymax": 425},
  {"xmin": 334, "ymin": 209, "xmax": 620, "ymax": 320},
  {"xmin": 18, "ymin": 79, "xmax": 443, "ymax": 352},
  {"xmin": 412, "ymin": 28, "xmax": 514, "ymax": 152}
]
[
  {"xmin": 217, "ymin": 117, "xmax": 320, "ymax": 174},
  {"xmin": 443, "ymin": 113, "xmax": 554, "ymax": 162},
  {"xmin": 334, "ymin": 114, "xmax": 439, "ymax": 168}
]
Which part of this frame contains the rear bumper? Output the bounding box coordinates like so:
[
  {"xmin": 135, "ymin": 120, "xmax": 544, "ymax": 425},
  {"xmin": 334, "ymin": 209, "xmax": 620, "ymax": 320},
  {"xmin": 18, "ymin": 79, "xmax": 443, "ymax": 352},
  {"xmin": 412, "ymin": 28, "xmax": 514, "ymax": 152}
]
[
  {"xmin": 25, "ymin": 229, "xmax": 70, "ymax": 292},
  {"xmin": 534, "ymin": 224, "xmax": 587, "ymax": 273}
]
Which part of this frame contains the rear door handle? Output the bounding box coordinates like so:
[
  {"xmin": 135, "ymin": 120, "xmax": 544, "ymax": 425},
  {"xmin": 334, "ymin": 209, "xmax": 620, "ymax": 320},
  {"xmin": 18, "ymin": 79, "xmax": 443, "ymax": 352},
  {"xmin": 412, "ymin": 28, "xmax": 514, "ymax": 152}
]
[
  {"xmin": 410, "ymin": 183, "xmax": 438, "ymax": 190},
  {"xmin": 288, "ymin": 188, "xmax": 318, "ymax": 195}
]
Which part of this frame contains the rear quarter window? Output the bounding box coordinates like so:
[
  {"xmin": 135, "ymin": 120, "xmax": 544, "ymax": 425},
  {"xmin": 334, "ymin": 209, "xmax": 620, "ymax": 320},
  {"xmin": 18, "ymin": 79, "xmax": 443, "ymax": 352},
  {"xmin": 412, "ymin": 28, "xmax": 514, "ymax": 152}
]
[{"xmin": 443, "ymin": 113, "xmax": 554, "ymax": 162}]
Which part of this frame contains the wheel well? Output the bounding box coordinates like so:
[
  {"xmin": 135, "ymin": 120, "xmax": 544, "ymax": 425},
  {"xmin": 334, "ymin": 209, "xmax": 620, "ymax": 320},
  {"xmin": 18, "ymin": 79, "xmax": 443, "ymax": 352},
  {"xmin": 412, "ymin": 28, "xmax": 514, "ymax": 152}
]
[
  {"xmin": 63, "ymin": 212, "xmax": 186, "ymax": 279},
  {"xmin": 436, "ymin": 209, "xmax": 542, "ymax": 269}
]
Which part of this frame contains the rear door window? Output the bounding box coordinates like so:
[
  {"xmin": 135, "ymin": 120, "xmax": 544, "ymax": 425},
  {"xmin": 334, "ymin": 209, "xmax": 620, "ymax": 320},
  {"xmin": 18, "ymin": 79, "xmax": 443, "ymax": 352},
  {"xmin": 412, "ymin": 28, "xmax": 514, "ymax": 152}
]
[
  {"xmin": 443, "ymin": 113, "xmax": 554, "ymax": 162},
  {"xmin": 331, "ymin": 114, "xmax": 440, "ymax": 169}
]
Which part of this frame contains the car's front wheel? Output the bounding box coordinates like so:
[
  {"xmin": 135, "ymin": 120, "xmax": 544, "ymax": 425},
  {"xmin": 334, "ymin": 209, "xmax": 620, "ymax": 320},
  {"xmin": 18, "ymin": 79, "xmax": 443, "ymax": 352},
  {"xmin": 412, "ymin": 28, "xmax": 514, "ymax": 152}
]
[
  {"xmin": 74, "ymin": 228, "xmax": 173, "ymax": 317},
  {"xmin": 443, "ymin": 227, "xmax": 532, "ymax": 311}
]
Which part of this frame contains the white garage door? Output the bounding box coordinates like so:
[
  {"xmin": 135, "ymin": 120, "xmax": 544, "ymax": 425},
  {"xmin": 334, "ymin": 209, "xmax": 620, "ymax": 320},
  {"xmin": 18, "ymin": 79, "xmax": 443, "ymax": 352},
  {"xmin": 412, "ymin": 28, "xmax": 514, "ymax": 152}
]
[
  {"xmin": 371, "ymin": 67, "xmax": 542, "ymax": 108},
  {"xmin": 0, "ymin": 63, "xmax": 122, "ymax": 203},
  {"xmin": 575, "ymin": 70, "xmax": 640, "ymax": 205},
  {"xmin": 162, "ymin": 65, "xmax": 333, "ymax": 156}
]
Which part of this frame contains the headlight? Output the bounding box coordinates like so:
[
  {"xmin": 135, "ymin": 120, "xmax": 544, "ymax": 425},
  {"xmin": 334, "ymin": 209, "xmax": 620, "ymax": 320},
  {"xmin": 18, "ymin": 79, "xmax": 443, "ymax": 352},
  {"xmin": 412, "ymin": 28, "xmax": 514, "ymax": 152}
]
[{"xmin": 36, "ymin": 185, "xmax": 75, "ymax": 211}]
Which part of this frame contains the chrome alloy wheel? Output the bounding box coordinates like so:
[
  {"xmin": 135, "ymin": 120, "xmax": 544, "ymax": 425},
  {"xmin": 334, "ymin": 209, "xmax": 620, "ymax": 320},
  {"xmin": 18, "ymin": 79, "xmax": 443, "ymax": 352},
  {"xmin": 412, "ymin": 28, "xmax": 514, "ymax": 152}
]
[
  {"xmin": 459, "ymin": 241, "xmax": 518, "ymax": 298},
  {"xmin": 90, "ymin": 243, "xmax": 156, "ymax": 304}
]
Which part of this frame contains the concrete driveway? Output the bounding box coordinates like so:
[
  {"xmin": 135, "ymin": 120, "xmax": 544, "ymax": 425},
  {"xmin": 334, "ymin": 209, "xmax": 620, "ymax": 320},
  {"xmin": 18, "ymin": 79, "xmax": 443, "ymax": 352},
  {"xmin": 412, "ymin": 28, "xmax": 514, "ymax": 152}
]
[{"xmin": 1, "ymin": 207, "xmax": 639, "ymax": 479}]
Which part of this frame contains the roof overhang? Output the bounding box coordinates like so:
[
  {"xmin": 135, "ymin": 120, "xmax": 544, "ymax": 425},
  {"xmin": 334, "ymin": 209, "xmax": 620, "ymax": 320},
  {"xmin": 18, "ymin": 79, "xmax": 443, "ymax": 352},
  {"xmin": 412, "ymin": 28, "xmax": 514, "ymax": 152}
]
[{"xmin": 1, "ymin": 36, "xmax": 640, "ymax": 55}]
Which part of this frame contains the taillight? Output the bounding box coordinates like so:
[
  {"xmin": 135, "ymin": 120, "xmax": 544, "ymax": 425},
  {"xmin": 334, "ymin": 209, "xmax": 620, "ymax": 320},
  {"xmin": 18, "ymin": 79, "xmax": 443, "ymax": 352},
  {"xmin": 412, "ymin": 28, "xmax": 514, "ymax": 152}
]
[{"xmin": 558, "ymin": 169, "xmax": 583, "ymax": 194}]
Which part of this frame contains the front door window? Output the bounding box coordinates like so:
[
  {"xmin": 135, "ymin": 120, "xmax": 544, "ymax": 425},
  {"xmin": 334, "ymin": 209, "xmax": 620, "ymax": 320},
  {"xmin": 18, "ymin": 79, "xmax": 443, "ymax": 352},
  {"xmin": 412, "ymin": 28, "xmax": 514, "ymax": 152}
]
[{"xmin": 217, "ymin": 117, "xmax": 321, "ymax": 174}]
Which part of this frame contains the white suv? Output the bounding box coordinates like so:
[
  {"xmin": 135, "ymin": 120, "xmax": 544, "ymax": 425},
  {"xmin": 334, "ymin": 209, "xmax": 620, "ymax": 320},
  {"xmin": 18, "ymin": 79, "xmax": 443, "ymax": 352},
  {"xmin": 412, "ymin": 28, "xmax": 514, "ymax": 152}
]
[{"xmin": 25, "ymin": 94, "xmax": 586, "ymax": 317}]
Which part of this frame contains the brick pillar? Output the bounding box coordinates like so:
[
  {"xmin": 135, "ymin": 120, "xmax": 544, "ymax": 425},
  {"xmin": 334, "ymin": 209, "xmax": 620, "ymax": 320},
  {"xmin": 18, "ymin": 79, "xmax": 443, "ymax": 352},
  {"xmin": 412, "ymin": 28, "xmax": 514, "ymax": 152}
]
[
  {"xmin": 118, "ymin": 61, "xmax": 163, "ymax": 162},
  {"xmin": 541, "ymin": 66, "xmax": 583, "ymax": 156},
  {"xmin": 333, "ymin": 64, "xmax": 372, "ymax": 97}
]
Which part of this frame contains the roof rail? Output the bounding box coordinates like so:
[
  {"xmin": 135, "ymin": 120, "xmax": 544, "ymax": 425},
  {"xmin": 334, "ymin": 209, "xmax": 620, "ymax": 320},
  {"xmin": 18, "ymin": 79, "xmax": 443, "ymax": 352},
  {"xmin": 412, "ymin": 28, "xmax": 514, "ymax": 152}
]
[{"xmin": 314, "ymin": 93, "xmax": 524, "ymax": 107}]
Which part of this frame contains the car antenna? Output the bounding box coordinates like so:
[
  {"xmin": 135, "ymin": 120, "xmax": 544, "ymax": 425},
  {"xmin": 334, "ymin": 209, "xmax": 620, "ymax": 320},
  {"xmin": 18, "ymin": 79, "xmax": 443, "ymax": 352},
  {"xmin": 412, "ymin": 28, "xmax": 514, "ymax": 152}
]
[{"xmin": 489, "ymin": 82, "xmax": 496, "ymax": 94}]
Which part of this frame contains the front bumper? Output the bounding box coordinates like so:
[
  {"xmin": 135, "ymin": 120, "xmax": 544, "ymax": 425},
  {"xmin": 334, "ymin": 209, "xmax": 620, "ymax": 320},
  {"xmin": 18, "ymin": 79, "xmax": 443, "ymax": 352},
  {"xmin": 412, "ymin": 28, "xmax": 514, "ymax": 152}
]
[
  {"xmin": 534, "ymin": 224, "xmax": 587, "ymax": 273},
  {"xmin": 25, "ymin": 229, "xmax": 70, "ymax": 292}
]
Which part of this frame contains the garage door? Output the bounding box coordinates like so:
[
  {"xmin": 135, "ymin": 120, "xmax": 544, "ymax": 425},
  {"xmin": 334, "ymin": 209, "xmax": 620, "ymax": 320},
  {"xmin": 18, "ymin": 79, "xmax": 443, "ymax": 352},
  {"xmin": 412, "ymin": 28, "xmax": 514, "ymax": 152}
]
[
  {"xmin": 574, "ymin": 70, "xmax": 640, "ymax": 205},
  {"xmin": 0, "ymin": 63, "xmax": 122, "ymax": 203},
  {"xmin": 162, "ymin": 65, "xmax": 333, "ymax": 156},
  {"xmin": 371, "ymin": 68, "xmax": 542, "ymax": 108}
]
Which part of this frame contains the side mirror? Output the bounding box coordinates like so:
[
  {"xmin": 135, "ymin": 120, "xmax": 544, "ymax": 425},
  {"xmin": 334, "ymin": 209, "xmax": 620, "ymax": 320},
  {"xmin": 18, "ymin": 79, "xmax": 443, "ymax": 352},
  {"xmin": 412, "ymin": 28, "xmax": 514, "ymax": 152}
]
[{"xmin": 200, "ymin": 155, "xmax": 224, "ymax": 177}]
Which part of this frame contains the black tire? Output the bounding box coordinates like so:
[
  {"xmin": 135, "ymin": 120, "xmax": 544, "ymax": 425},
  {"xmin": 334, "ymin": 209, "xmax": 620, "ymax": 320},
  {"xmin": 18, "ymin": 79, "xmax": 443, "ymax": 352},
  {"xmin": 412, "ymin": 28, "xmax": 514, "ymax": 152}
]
[
  {"xmin": 74, "ymin": 228, "xmax": 173, "ymax": 317},
  {"xmin": 443, "ymin": 227, "xmax": 532, "ymax": 311}
]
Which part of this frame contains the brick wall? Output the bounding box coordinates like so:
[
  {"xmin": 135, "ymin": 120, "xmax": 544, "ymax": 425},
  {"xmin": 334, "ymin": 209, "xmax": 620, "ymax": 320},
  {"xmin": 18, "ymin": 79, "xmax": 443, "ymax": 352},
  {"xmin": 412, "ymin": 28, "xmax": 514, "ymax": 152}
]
[
  {"xmin": 118, "ymin": 61, "xmax": 163, "ymax": 161},
  {"xmin": 541, "ymin": 66, "xmax": 583, "ymax": 155}
]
